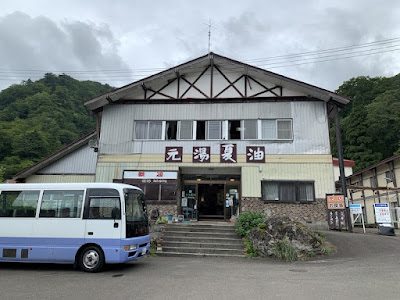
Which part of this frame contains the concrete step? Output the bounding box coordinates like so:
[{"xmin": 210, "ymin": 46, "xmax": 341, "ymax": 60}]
[
  {"xmin": 163, "ymin": 225, "xmax": 236, "ymax": 233},
  {"xmin": 160, "ymin": 246, "xmax": 244, "ymax": 256},
  {"xmin": 161, "ymin": 241, "xmax": 244, "ymax": 250},
  {"xmin": 156, "ymin": 252, "xmax": 245, "ymax": 258},
  {"xmin": 160, "ymin": 236, "xmax": 244, "ymax": 245},
  {"xmin": 162, "ymin": 231, "xmax": 239, "ymax": 239}
]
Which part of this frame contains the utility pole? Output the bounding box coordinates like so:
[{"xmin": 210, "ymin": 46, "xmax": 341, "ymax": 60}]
[{"xmin": 333, "ymin": 104, "xmax": 353, "ymax": 232}]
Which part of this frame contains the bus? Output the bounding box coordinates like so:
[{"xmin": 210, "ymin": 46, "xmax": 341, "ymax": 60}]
[{"xmin": 0, "ymin": 183, "xmax": 150, "ymax": 272}]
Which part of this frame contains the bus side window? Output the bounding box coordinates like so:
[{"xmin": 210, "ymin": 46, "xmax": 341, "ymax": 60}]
[
  {"xmin": 0, "ymin": 191, "xmax": 39, "ymax": 218},
  {"xmin": 39, "ymin": 190, "xmax": 84, "ymax": 218}
]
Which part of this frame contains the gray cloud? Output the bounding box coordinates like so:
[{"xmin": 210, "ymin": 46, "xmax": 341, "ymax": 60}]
[{"xmin": 0, "ymin": 12, "xmax": 129, "ymax": 89}]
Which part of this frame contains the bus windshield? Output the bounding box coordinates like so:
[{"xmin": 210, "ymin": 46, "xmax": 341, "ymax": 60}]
[{"xmin": 124, "ymin": 189, "xmax": 148, "ymax": 222}]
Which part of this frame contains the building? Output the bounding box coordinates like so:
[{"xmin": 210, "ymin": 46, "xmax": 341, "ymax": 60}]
[
  {"xmin": 13, "ymin": 53, "xmax": 351, "ymax": 228},
  {"xmin": 345, "ymin": 154, "xmax": 400, "ymax": 226}
]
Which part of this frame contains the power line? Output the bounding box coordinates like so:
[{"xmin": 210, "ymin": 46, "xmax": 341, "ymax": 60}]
[{"xmin": 0, "ymin": 37, "xmax": 399, "ymax": 83}]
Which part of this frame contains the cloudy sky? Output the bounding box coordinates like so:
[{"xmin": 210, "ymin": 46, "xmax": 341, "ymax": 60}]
[{"xmin": 1, "ymin": 0, "xmax": 400, "ymax": 92}]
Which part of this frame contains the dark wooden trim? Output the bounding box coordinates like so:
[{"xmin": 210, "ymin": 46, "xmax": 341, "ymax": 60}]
[
  {"xmin": 147, "ymin": 78, "xmax": 176, "ymax": 99},
  {"xmin": 214, "ymin": 65, "xmax": 244, "ymax": 97},
  {"xmin": 116, "ymin": 96, "xmax": 317, "ymax": 105},
  {"xmin": 180, "ymin": 66, "xmax": 210, "ymax": 99}
]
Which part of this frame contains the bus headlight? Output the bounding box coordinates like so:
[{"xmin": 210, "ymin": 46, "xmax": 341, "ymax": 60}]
[{"xmin": 123, "ymin": 245, "xmax": 137, "ymax": 251}]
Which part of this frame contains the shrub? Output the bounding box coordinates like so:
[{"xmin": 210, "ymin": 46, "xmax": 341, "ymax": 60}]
[
  {"xmin": 235, "ymin": 211, "xmax": 267, "ymax": 237},
  {"xmin": 244, "ymin": 238, "xmax": 258, "ymax": 258},
  {"xmin": 274, "ymin": 239, "xmax": 298, "ymax": 261},
  {"xmin": 156, "ymin": 217, "xmax": 168, "ymax": 224}
]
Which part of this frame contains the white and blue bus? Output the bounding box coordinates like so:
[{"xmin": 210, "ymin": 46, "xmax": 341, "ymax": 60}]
[{"xmin": 0, "ymin": 183, "xmax": 150, "ymax": 272}]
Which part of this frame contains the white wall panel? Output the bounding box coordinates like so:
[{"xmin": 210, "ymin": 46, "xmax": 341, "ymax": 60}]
[
  {"xmin": 100, "ymin": 101, "xmax": 330, "ymax": 156},
  {"xmin": 39, "ymin": 145, "xmax": 97, "ymax": 174}
]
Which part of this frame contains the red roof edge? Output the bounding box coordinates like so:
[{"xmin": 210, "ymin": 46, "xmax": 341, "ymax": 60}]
[{"xmin": 332, "ymin": 157, "xmax": 355, "ymax": 167}]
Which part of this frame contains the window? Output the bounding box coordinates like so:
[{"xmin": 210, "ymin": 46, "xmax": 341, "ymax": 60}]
[
  {"xmin": 134, "ymin": 121, "xmax": 162, "ymax": 139},
  {"xmin": 385, "ymin": 171, "xmax": 393, "ymax": 184},
  {"xmin": 370, "ymin": 177, "xmax": 377, "ymax": 187},
  {"xmin": 207, "ymin": 121, "xmax": 222, "ymax": 140},
  {"xmin": 40, "ymin": 190, "xmax": 84, "ymax": 218},
  {"xmin": 165, "ymin": 121, "xmax": 177, "ymax": 140},
  {"xmin": 243, "ymin": 120, "xmax": 257, "ymax": 139},
  {"xmin": 228, "ymin": 120, "xmax": 241, "ymax": 139},
  {"xmin": 0, "ymin": 190, "xmax": 40, "ymax": 217},
  {"xmin": 125, "ymin": 189, "xmax": 147, "ymax": 222},
  {"xmin": 85, "ymin": 189, "xmax": 121, "ymax": 219},
  {"xmin": 262, "ymin": 181, "xmax": 315, "ymax": 203},
  {"xmin": 277, "ymin": 120, "xmax": 292, "ymax": 139},
  {"xmin": 196, "ymin": 121, "xmax": 206, "ymax": 140},
  {"xmin": 179, "ymin": 121, "xmax": 193, "ymax": 140},
  {"xmin": 261, "ymin": 119, "xmax": 293, "ymax": 140}
]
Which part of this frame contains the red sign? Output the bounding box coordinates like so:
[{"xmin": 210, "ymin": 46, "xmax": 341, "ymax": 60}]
[
  {"xmin": 246, "ymin": 146, "xmax": 265, "ymax": 163},
  {"xmin": 220, "ymin": 144, "xmax": 237, "ymax": 163},
  {"xmin": 165, "ymin": 147, "xmax": 183, "ymax": 162},
  {"xmin": 193, "ymin": 147, "xmax": 211, "ymax": 163}
]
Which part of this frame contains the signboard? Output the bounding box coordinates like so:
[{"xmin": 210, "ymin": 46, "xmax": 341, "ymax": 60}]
[
  {"xmin": 349, "ymin": 204, "xmax": 362, "ymax": 214},
  {"xmin": 193, "ymin": 146, "xmax": 210, "ymax": 163},
  {"xmin": 246, "ymin": 146, "xmax": 265, "ymax": 163},
  {"xmin": 165, "ymin": 147, "xmax": 183, "ymax": 162},
  {"xmin": 326, "ymin": 194, "xmax": 345, "ymax": 210},
  {"xmin": 374, "ymin": 203, "xmax": 391, "ymax": 224},
  {"xmin": 220, "ymin": 144, "xmax": 237, "ymax": 163},
  {"xmin": 124, "ymin": 171, "xmax": 178, "ymax": 182}
]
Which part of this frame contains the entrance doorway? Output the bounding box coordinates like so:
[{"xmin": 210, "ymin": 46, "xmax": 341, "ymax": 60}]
[{"xmin": 198, "ymin": 184, "xmax": 225, "ymax": 219}]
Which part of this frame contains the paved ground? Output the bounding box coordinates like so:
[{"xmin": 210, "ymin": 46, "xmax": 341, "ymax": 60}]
[{"xmin": 0, "ymin": 229, "xmax": 399, "ymax": 300}]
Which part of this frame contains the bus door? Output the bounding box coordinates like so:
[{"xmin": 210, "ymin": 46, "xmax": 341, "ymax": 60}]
[{"xmin": 83, "ymin": 189, "xmax": 122, "ymax": 243}]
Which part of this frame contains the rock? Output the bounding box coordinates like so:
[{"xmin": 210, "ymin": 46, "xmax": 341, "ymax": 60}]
[{"xmin": 248, "ymin": 216, "xmax": 325, "ymax": 259}]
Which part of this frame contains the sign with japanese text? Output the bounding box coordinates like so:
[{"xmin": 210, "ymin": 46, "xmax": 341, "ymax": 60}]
[
  {"xmin": 326, "ymin": 194, "xmax": 345, "ymax": 210},
  {"xmin": 165, "ymin": 147, "xmax": 183, "ymax": 162},
  {"xmin": 193, "ymin": 146, "xmax": 210, "ymax": 163},
  {"xmin": 246, "ymin": 146, "xmax": 265, "ymax": 163},
  {"xmin": 220, "ymin": 144, "xmax": 237, "ymax": 163},
  {"xmin": 349, "ymin": 204, "xmax": 362, "ymax": 214},
  {"xmin": 374, "ymin": 203, "xmax": 391, "ymax": 223}
]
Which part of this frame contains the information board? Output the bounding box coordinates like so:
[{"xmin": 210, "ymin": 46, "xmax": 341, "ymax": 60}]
[{"xmin": 374, "ymin": 203, "xmax": 391, "ymax": 224}]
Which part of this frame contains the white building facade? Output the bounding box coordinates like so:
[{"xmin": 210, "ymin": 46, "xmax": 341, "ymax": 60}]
[{"xmin": 82, "ymin": 53, "xmax": 350, "ymax": 228}]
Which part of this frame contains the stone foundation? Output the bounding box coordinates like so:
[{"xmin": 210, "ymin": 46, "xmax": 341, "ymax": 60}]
[
  {"xmin": 241, "ymin": 197, "xmax": 328, "ymax": 230},
  {"xmin": 147, "ymin": 204, "xmax": 177, "ymax": 218}
]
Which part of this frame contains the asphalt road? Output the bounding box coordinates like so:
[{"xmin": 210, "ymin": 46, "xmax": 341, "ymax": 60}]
[{"xmin": 0, "ymin": 230, "xmax": 399, "ymax": 300}]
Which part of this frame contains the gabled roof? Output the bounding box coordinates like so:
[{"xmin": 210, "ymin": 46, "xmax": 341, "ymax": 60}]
[
  {"xmin": 84, "ymin": 52, "xmax": 350, "ymax": 112},
  {"xmin": 12, "ymin": 131, "xmax": 97, "ymax": 181}
]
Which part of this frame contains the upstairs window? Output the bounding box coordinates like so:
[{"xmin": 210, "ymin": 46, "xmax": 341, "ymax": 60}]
[
  {"xmin": 243, "ymin": 120, "xmax": 258, "ymax": 139},
  {"xmin": 179, "ymin": 121, "xmax": 194, "ymax": 140},
  {"xmin": 134, "ymin": 121, "xmax": 162, "ymax": 140},
  {"xmin": 261, "ymin": 119, "xmax": 293, "ymax": 140},
  {"xmin": 165, "ymin": 121, "xmax": 177, "ymax": 140},
  {"xmin": 207, "ymin": 121, "xmax": 222, "ymax": 140}
]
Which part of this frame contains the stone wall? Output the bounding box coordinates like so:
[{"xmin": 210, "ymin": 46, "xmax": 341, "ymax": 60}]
[
  {"xmin": 147, "ymin": 204, "xmax": 177, "ymax": 218},
  {"xmin": 241, "ymin": 197, "xmax": 328, "ymax": 230}
]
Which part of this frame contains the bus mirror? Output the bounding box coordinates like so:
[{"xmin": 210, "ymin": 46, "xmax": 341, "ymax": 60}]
[{"xmin": 111, "ymin": 208, "xmax": 121, "ymax": 220}]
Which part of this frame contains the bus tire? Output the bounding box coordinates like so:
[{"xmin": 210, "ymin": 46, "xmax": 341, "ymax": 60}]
[{"xmin": 78, "ymin": 245, "xmax": 105, "ymax": 273}]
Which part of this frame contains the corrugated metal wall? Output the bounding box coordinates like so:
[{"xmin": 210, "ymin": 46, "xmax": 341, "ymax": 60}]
[
  {"xmin": 25, "ymin": 175, "xmax": 95, "ymax": 183},
  {"xmin": 39, "ymin": 145, "xmax": 97, "ymax": 174},
  {"xmin": 99, "ymin": 101, "xmax": 330, "ymax": 155}
]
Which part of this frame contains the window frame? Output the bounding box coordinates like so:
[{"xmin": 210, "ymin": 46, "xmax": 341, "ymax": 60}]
[
  {"xmin": 133, "ymin": 120, "xmax": 163, "ymax": 140},
  {"xmin": 261, "ymin": 180, "xmax": 315, "ymax": 203}
]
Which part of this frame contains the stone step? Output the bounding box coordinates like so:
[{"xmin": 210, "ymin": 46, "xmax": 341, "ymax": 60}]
[
  {"xmin": 162, "ymin": 230, "xmax": 239, "ymax": 239},
  {"xmin": 160, "ymin": 246, "xmax": 244, "ymax": 256},
  {"xmin": 163, "ymin": 225, "xmax": 236, "ymax": 233},
  {"xmin": 161, "ymin": 241, "xmax": 244, "ymax": 250},
  {"xmin": 156, "ymin": 252, "xmax": 245, "ymax": 258},
  {"xmin": 160, "ymin": 236, "xmax": 244, "ymax": 245}
]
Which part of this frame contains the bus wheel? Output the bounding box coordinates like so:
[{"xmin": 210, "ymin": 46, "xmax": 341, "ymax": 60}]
[{"xmin": 78, "ymin": 246, "xmax": 104, "ymax": 273}]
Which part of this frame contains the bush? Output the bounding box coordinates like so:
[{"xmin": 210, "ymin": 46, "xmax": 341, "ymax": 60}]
[
  {"xmin": 274, "ymin": 239, "xmax": 298, "ymax": 261},
  {"xmin": 156, "ymin": 217, "xmax": 168, "ymax": 224},
  {"xmin": 244, "ymin": 238, "xmax": 258, "ymax": 258},
  {"xmin": 235, "ymin": 211, "xmax": 267, "ymax": 237}
]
